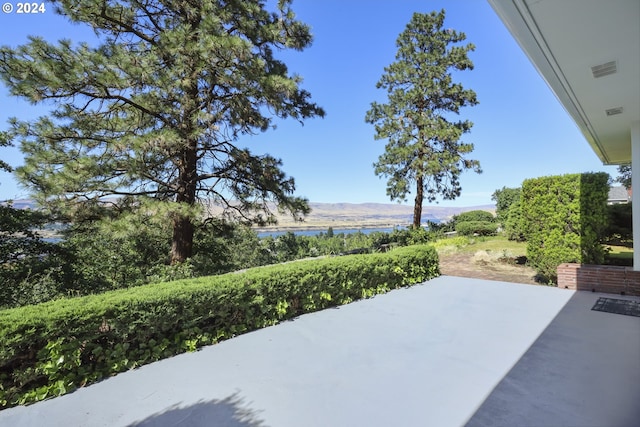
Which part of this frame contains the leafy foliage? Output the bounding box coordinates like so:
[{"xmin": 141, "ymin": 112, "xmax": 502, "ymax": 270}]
[
  {"xmin": 452, "ymin": 209, "xmax": 495, "ymax": 224},
  {"xmin": 492, "ymin": 187, "xmax": 525, "ymax": 241},
  {"xmin": 521, "ymin": 173, "xmax": 609, "ymax": 283},
  {"xmin": 0, "ymin": 131, "xmax": 12, "ymax": 174},
  {"xmin": 0, "ymin": 0, "xmax": 324, "ymax": 264},
  {"xmin": 503, "ymin": 199, "xmax": 525, "ymax": 241},
  {"xmin": 615, "ymin": 165, "xmax": 631, "ymax": 189},
  {"xmin": 491, "ymin": 187, "xmax": 521, "ymax": 223},
  {"xmin": 59, "ymin": 210, "xmax": 298, "ymax": 293},
  {"xmin": 365, "ymin": 10, "xmax": 480, "ymax": 227},
  {"xmin": 2, "ymin": 206, "xmax": 446, "ymax": 309},
  {"xmin": 446, "ymin": 209, "xmax": 495, "ymax": 237},
  {"xmin": 0, "ymin": 204, "xmax": 71, "ymax": 308},
  {"xmin": 455, "ymin": 221, "xmax": 498, "ymax": 236},
  {"xmin": 0, "ymin": 245, "xmax": 439, "ymax": 408},
  {"xmin": 60, "ymin": 209, "xmax": 178, "ymax": 293},
  {"xmin": 1, "ymin": 135, "xmax": 72, "ymax": 307}
]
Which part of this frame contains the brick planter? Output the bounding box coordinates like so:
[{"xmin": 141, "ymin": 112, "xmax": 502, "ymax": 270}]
[{"xmin": 557, "ymin": 263, "xmax": 640, "ymax": 296}]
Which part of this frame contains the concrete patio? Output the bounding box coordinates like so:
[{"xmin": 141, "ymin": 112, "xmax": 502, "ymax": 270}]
[{"xmin": 0, "ymin": 276, "xmax": 638, "ymax": 426}]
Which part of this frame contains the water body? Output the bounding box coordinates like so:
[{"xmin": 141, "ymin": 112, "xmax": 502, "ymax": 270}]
[
  {"xmin": 256, "ymin": 227, "xmax": 401, "ymax": 238},
  {"xmin": 42, "ymin": 227, "xmax": 405, "ymax": 241},
  {"xmin": 41, "ymin": 222, "xmax": 441, "ymax": 241}
]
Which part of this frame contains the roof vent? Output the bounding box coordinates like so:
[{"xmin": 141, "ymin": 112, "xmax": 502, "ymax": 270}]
[
  {"xmin": 606, "ymin": 107, "xmax": 624, "ymax": 116},
  {"xmin": 591, "ymin": 61, "xmax": 617, "ymax": 78}
]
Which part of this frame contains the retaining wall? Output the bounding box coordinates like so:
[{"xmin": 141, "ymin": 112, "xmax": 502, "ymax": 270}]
[{"xmin": 557, "ymin": 263, "xmax": 640, "ymax": 296}]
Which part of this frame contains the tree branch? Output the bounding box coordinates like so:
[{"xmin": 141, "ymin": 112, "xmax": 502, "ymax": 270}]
[{"xmin": 98, "ymin": 2, "xmax": 158, "ymax": 46}]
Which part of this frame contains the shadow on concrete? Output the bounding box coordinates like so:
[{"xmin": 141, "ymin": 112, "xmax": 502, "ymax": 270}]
[
  {"xmin": 465, "ymin": 290, "xmax": 640, "ymax": 427},
  {"xmin": 128, "ymin": 394, "xmax": 267, "ymax": 427}
]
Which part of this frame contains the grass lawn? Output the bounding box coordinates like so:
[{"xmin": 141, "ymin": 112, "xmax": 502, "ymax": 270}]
[
  {"xmin": 436, "ymin": 235, "xmax": 634, "ymax": 267},
  {"xmin": 434, "ymin": 235, "xmax": 527, "ymax": 257},
  {"xmin": 458, "ymin": 236, "xmax": 526, "ymax": 255},
  {"xmin": 604, "ymin": 244, "xmax": 634, "ymax": 266}
]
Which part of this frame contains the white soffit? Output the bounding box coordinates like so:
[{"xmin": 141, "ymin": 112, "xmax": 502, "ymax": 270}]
[{"xmin": 487, "ymin": 0, "xmax": 640, "ymax": 164}]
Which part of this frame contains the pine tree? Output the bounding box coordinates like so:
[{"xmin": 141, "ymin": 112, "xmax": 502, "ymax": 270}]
[
  {"xmin": 366, "ymin": 10, "xmax": 480, "ymax": 228},
  {"xmin": 0, "ymin": 0, "xmax": 324, "ymax": 264},
  {"xmin": 0, "ymin": 132, "xmax": 11, "ymax": 174}
]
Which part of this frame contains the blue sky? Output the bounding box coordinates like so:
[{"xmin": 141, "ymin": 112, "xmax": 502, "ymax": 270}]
[{"xmin": 0, "ymin": 0, "xmax": 619, "ymax": 207}]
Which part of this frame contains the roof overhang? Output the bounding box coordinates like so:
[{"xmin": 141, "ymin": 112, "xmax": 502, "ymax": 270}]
[{"xmin": 487, "ymin": 0, "xmax": 640, "ymax": 165}]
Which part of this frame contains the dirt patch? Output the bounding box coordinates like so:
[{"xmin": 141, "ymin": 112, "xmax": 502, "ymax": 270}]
[{"xmin": 439, "ymin": 251, "xmax": 539, "ymax": 285}]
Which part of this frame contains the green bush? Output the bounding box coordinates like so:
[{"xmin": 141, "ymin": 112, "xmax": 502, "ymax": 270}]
[
  {"xmin": 0, "ymin": 245, "xmax": 439, "ymax": 408},
  {"xmin": 0, "ymin": 205, "xmax": 72, "ymax": 308},
  {"xmin": 492, "ymin": 187, "xmax": 521, "ymax": 223},
  {"xmin": 384, "ymin": 227, "xmax": 432, "ymax": 247},
  {"xmin": 503, "ymin": 199, "xmax": 525, "ymax": 241},
  {"xmin": 455, "ymin": 221, "xmax": 498, "ymax": 236},
  {"xmin": 521, "ymin": 172, "xmax": 609, "ymax": 283},
  {"xmin": 454, "ymin": 210, "xmax": 495, "ymax": 224}
]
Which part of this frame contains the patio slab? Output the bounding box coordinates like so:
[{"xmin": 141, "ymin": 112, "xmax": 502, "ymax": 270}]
[
  {"xmin": 465, "ymin": 289, "xmax": 640, "ymax": 427},
  {"xmin": 0, "ymin": 276, "xmax": 637, "ymax": 426}
]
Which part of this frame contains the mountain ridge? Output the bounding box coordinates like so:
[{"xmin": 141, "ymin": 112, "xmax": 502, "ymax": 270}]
[
  {"xmin": 257, "ymin": 201, "xmax": 496, "ymax": 230},
  {"xmin": 4, "ymin": 199, "xmax": 496, "ymax": 229}
]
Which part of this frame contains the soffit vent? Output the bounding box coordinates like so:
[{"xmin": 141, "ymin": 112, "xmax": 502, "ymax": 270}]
[
  {"xmin": 606, "ymin": 107, "xmax": 624, "ymax": 116},
  {"xmin": 591, "ymin": 61, "xmax": 617, "ymax": 78}
]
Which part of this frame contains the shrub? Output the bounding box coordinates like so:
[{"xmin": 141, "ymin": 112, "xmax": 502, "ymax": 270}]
[
  {"xmin": 521, "ymin": 172, "xmax": 609, "ymax": 283},
  {"xmin": 55, "ymin": 216, "xmax": 274, "ymax": 301},
  {"xmin": 387, "ymin": 227, "xmax": 432, "ymax": 246},
  {"xmin": 454, "ymin": 210, "xmax": 495, "ymax": 224},
  {"xmin": 455, "ymin": 221, "xmax": 498, "ymax": 236},
  {"xmin": 0, "ymin": 204, "xmax": 71, "ymax": 308},
  {"xmin": 61, "ymin": 213, "xmax": 175, "ymax": 293},
  {"xmin": 0, "ymin": 245, "xmax": 439, "ymax": 408},
  {"xmin": 491, "ymin": 187, "xmax": 521, "ymax": 223},
  {"xmin": 503, "ymin": 200, "xmax": 525, "ymax": 241}
]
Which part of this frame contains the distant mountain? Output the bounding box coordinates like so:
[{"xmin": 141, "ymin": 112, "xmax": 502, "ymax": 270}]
[
  {"xmin": 4, "ymin": 199, "xmax": 496, "ymax": 230},
  {"xmin": 254, "ymin": 202, "xmax": 496, "ymax": 231},
  {"xmin": 0, "ymin": 199, "xmax": 36, "ymax": 210},
  {"xmin": 308, "ymin": 202, "xmax": 495, "ymax": 219}
]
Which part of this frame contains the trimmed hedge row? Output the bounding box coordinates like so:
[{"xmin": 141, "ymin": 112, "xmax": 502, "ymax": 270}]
[
  {"xmin": 455, "ymin": 210, "xmax": 495, "ymax": 223},
  {"xmin": 455, "ymin": 221, "xmax": 498, "ymax": 236},
  {"xmin": 0, "ymin": 245, "xmax": 439, "ymax": 408},
  {"xmin": 521, "ymin": 172, "xmax": 609, "ymax": 282}
]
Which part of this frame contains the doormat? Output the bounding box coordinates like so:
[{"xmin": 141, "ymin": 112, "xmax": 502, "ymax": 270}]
[{"xmin": 591, "ymin": 297, "xmax": 640, "ymax": 317}]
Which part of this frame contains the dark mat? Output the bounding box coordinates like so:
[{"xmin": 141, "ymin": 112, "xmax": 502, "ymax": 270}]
[{"xmin": 592, "ymin": 297, "xmax": 640, "ymax": 317}]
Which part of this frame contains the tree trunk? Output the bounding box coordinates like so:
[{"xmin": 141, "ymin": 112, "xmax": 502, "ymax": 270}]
[
  {"xmin": 413, "ymin": 174, "xmax": 424, "ymax": 229},
  {"xmin": 171, "ymin": 214, "xmax": 194, "ymax": 264},
  {"xmin": 170, "ymin": 138, "xmax": 198, "ymax": 264}
]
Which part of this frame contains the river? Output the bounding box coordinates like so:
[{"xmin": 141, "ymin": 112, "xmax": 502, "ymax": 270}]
[{"xmin": 256, "ymin": 227, "xmax": 405, "ymax": 238}]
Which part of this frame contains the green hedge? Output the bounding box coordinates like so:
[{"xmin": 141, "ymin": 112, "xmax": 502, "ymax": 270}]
[
  {"xmin": 455, "ymin": 221, "xmax": 498, "ymax": 236},
  {"xmin": 521, "ymin": 172, "xmax": 608, "ymax": 282},
  {"xmin": 455, "ymin": 210, "xmax": 495, "ymax": 223},
  {"xmin": 0, "ymin": 245, "xmax": 439, "ymax": 408}
]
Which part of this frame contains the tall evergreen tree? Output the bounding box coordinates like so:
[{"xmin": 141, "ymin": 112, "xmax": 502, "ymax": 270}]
[
  {"xmin": 366, "ymin": 10, "xmax": 480, "ymax": 228},
  {"xmin": 0, "ymin": 0, "xmax": 324, "ymax": 264},
  {"xmin": 0, "ymin": 132, "xmax": 11, "ymax": 175}
]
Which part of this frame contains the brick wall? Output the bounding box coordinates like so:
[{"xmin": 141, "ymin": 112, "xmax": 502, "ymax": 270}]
[{"xmin": 557, "ymin": 263, "xmax": 640, "ymax": 296}]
